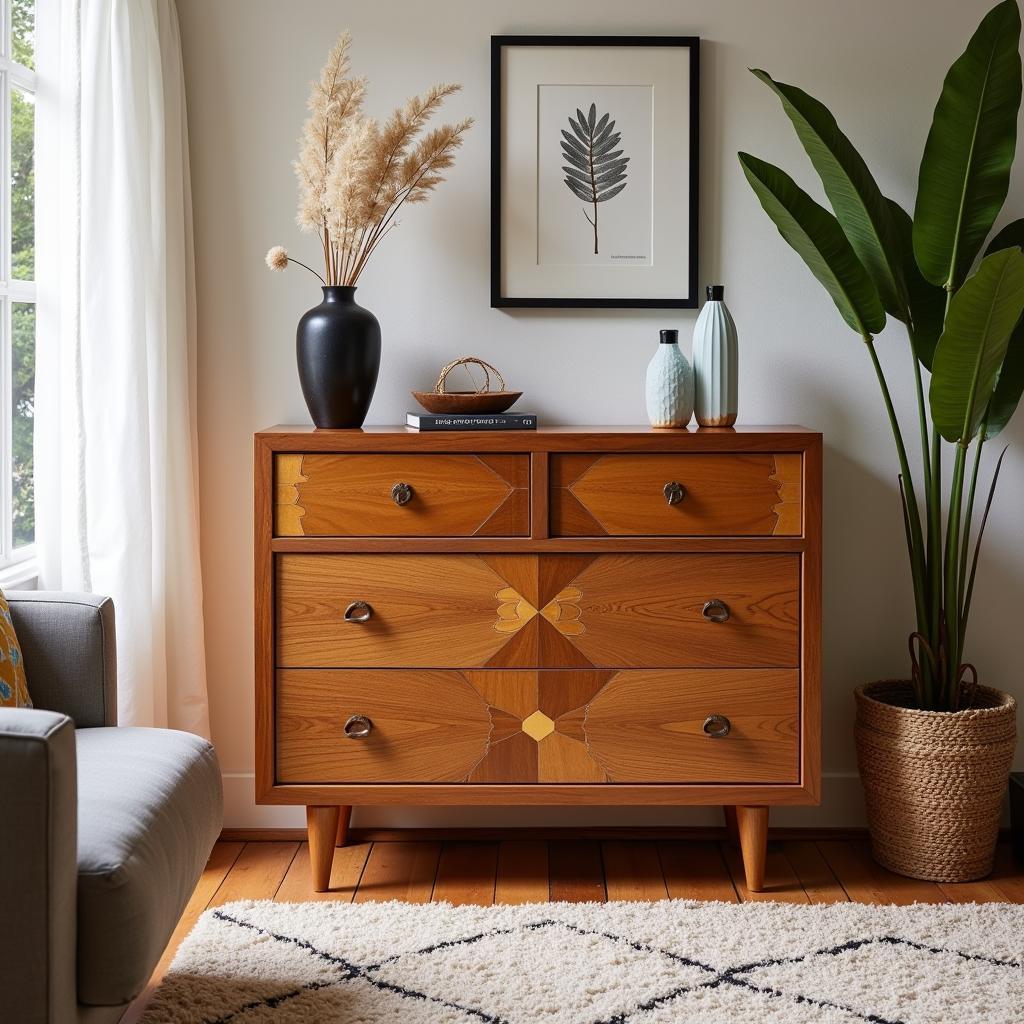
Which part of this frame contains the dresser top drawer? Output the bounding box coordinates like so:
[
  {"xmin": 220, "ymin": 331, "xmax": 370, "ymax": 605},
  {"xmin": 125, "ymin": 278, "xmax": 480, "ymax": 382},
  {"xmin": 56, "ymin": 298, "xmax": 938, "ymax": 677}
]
[
  {"xmin": 275, "ymin": 453, "xmax": 530, "ymax": 537},
  {"xmin": 551, "ymin": 453, "xmax": 802, "ymax": 537}
]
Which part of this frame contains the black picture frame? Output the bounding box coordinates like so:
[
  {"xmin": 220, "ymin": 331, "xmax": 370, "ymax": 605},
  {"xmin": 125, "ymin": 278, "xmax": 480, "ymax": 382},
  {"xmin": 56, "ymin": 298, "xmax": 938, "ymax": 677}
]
[{"xmin": 490, "ymin": 35, "xmax": 700, "ymax": 309}]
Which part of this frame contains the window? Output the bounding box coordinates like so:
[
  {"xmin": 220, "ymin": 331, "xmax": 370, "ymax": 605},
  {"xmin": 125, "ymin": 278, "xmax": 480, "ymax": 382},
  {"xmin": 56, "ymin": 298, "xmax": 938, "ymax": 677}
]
[{"xmin": 0, "ymin": 0, "xmax": 34, "ymax": 569}]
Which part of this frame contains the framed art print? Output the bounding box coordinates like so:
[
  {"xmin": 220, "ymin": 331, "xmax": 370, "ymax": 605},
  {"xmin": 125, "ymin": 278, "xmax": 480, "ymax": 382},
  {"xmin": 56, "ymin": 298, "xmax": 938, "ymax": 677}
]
[{"xmin": 491, "ymin": 35, "xmax": 699, "ymax": 308}]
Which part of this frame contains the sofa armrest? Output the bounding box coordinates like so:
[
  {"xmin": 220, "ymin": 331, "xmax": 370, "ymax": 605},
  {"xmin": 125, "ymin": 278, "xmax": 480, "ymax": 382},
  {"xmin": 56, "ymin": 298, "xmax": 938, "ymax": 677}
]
[
  {"xmin": 0, "ymin": 708, "xmax": 78, "ymax": 1024},
  {"xmin": 8, "ymin": 592, "xmax": 117, "ymax": 728}
]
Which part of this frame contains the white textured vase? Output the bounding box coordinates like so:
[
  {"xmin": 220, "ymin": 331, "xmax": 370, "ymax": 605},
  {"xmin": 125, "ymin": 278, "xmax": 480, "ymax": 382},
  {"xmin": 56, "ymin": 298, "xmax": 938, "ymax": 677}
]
[
  {"xmin": 645, "ymin": 329, "xmax": 694, "ymax": 428},
  {"xmin": 693, "ymin": 284, "xmax": 738, "ymax": 427}
]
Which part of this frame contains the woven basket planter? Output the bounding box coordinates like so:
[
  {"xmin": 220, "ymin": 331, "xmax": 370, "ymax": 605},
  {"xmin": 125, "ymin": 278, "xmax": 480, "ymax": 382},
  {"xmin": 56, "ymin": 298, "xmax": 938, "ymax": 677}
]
[{"xmin": 854, "ymin": 680, "xmax": 1017, "ymax": 882}]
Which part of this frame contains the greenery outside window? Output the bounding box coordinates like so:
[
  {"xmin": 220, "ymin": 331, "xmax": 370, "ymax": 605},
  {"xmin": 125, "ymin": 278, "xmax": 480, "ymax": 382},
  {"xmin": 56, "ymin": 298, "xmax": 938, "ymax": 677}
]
[{"xmin": 0, "ymin": 0, "xmax": 34, "ymax": 570}]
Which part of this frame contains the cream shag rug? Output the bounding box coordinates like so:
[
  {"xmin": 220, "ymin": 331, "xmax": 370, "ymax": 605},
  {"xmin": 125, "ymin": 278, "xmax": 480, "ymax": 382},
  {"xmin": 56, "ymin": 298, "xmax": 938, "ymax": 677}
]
[{"xmin": 141, "ymin": 899, "xmax": 1024, "ymax": 1024}]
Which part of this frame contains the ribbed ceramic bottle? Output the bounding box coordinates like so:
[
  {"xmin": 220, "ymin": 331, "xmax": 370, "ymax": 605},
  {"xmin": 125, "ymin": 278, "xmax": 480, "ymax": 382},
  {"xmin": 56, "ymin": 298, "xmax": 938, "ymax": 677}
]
[
  {"xmin": 693, "ymin": 284, "xmax": 738, "ymax": 427},
  {"xmin": 645, "ymin": 329, "xmax": 694, "ymax": 428}
]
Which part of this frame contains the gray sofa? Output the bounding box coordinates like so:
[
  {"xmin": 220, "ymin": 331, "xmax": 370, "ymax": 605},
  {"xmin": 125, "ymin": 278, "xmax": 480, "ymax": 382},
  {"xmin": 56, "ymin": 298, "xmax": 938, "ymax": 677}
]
[{"xmin": 0, "ymin": 592, "xmax": 223, "ymax": 1023}]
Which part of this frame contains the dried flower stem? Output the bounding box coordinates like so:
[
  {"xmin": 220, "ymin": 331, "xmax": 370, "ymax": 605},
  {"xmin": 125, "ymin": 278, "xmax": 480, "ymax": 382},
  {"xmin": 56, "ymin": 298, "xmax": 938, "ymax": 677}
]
[{"xmin": 288, "ymin": 256, "xmax": 327, "ymax": 285}]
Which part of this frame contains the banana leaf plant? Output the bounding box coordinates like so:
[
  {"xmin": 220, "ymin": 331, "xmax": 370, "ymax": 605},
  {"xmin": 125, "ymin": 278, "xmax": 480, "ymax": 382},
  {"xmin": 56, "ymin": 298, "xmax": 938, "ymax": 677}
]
[{"xmin": 739, "ymin": 0, "xmax": 1024, "ymax": 711}]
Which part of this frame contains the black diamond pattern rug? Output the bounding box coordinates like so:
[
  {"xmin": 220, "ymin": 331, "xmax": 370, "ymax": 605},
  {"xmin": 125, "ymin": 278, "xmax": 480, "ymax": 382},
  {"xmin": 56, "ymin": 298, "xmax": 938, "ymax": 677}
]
[{"xmin": 140, "ymin": 899, "xmax": 1024, "ymax": 1023}]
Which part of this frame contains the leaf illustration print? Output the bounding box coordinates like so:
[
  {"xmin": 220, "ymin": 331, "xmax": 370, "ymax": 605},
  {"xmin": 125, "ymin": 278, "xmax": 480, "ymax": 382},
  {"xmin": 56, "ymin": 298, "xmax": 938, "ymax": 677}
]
[{"xmin": 560, "ymin": 103, "xmax": 630, "ymax": 254}]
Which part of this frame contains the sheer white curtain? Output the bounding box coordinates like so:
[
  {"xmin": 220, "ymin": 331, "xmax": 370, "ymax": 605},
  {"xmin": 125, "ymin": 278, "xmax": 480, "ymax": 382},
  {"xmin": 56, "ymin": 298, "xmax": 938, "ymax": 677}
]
[{"xmin": 36, "ymin": 0, "xmax": 209, "ymax": 735}]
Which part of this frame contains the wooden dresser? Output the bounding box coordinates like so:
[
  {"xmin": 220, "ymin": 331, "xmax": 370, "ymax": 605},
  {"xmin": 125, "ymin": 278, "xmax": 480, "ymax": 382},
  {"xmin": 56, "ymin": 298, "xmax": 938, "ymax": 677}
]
[{"xmin": 255, "ymin": 426, "xmax": 821, "ymax": 892}]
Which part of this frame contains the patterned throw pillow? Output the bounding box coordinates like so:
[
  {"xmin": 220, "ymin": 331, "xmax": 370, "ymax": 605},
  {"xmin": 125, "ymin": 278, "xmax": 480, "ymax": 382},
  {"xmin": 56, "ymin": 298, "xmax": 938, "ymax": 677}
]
[{"xmin": 0, "ymin": 589, "xmax": 30, "ymax": 708}]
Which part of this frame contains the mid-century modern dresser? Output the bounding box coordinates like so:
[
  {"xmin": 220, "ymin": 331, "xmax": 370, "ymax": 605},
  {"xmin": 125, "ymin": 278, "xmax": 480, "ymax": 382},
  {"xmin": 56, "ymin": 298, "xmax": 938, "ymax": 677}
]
[{"xmin": 255, "ymin": 426, "xmax": 821, "ymax": 891}]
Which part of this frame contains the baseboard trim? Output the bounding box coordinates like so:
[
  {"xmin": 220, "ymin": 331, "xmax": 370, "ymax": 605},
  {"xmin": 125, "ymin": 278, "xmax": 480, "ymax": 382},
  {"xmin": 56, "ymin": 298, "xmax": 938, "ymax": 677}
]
[{"xmin": 219, "ymin": 825, "xmax": 885, "ymax": 843}]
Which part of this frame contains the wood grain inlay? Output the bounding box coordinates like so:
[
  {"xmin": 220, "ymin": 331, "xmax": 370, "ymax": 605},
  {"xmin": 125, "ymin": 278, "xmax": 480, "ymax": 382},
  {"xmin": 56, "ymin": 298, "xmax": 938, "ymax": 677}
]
[
  {"xmin": 540, "ymin": 587, "xmax": 585, "ymax": 636},
  {"xmin": 492, "ymin": 584, "xmax": 586, "ymax": 640},
  {"xmin": 770, "ymin": 455, "xmax": 802, "ymax": 535},
  {"xmin": 275, "ymin": 454, "xmax": 308, "ymax": 536}
]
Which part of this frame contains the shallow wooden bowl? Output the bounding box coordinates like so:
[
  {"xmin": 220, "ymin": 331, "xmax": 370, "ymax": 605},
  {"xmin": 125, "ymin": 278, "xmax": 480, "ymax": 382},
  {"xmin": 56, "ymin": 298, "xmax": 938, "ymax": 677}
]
[{"xmin": 411, "ymin": 390, "xmax": 523, "ymax": 414}]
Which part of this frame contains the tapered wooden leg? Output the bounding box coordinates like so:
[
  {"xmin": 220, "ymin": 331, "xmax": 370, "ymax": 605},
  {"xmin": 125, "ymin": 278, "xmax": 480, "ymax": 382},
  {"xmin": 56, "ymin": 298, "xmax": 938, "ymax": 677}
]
[
  {"xmin": 306, "ymin": 805, "xmax": 340, "ymax": 892},
  {"xmin": 736, "ymin": 806, "xmax": 769, "ymax": 892},
  {"xmin": 723, "ymin": 806, "xmax": 739, "ymax": 846},
  {"xmin": 335, "ymin": 805, "xmax": 353, "ymax": 847}
]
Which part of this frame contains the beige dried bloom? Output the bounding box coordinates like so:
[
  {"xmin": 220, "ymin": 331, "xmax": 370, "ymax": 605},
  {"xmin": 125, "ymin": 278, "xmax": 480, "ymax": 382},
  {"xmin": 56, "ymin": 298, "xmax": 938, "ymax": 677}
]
[
  {"xmin": 398, "ymin": 118, "xmax": 473, "ymax": 204},
  {"xmin": 294, "ymin": 31, "xmax": 366, "ymax": 233},
  {"xmin": 360, "ymin": 83, "xmax": 463, "ymax": 214},
  {"xmin": 263, "ymin": 244, "xmax": 326, "ymax": 285},
  {"xmin": 325, "ymin": 118, "xmax": 377, "ymax": 244},
  {"xmin": 277, "ymin": 33, "xmax": 471, "ymax": 286},
  {"xmin": 265, "ymin": 245, "xmax": 289, "ymax": 270}
]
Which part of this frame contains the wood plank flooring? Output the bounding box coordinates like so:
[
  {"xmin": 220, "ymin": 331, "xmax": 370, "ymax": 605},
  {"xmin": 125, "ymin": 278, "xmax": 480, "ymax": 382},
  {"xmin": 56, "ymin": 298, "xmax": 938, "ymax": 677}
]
[{"xmin": 125, "ymin": 836, "xmax": 1024, "ymax": 1021}]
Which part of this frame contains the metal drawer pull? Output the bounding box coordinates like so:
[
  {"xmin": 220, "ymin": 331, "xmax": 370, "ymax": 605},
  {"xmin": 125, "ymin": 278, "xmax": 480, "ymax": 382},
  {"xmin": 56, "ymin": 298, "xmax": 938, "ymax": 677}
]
[
  {"xmin": 343, "ymin": 715, "xmax": 373, "ymax": 739},
  {"xmin": 343, "ymin": 601, "xmax": 373, "ymax": 623},
  {"xmin": 391, "ymin": 482, "xmax": 414, "ymax": 506},
  {"xmin": 702, "ymin": 599, "xmax": 730, "ymax": 623},
  {"xmin": 702, "ymin": 714, "xmax": 731, "ymax": 738},
  {"xmin": 663, "ymin": 481, "xmax": 686, "ymax": 505}
]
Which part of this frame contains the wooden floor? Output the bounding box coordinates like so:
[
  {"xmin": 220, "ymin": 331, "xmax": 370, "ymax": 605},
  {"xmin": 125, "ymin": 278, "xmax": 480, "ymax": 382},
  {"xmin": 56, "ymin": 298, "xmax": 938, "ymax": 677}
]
[{"xmin": 123, "ymin": 836, "xmax": 1024, "ymax": 1021}]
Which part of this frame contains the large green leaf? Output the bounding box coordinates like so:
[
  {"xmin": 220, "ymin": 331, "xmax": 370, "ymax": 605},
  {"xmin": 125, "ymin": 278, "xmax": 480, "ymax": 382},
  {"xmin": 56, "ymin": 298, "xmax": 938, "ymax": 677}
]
[
  {"xmin": 929, "ymin": 246, "xmax": 1024, "ymax": 442},
  {"xmin": 739, "ymin": 152, "xmax": 886, "ymax": 337},
  {"xmin": 913, "ymin": 0, "xmax": 1022, "ymax": 289},
  {"xmin": 984, "ymin": 219, "xmax": 1024, "ymax": 436},
  {"xmin": 751, "ymin": 69, "xmax": 906, "ymax": 317},
  {"xmin": 889, "ymin": 200, "xmax": 946, "ymax": 369}
]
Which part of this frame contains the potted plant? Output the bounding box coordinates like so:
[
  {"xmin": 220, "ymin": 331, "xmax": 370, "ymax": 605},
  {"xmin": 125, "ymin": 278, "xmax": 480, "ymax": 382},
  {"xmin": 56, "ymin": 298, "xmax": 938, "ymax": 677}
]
[
  {"xmin": 266, "ymin": 32, "xmax": 472, "ymax": 428},
  {"xmin": 740, "ymin": 0, "xmax": 1021, "ymax": 881}
]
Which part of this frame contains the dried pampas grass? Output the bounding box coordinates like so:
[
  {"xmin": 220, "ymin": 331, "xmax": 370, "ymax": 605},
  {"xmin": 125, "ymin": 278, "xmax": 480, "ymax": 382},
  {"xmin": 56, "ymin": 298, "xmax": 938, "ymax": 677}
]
[{"xmin": 272, "ymin": 31, "xmax": 472, "ymax": 287}]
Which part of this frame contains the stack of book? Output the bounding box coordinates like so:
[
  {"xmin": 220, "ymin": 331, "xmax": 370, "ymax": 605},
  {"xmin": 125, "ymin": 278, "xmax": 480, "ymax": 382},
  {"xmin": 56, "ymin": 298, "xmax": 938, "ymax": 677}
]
[{"xmin": 406, "ymin": 412, "xmax": 537, "ymax": 431}]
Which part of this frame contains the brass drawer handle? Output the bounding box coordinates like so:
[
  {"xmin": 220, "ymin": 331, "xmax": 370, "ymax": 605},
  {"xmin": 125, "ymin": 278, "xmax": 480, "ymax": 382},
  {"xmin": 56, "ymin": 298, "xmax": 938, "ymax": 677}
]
[
  {"xmin": 343, "ymin": 601, "xmax": 373, "ymax": 623},
  {"xmin": 702, "ymin": 599, "xmax": 730, "ymax": 623},
  {"xmin": 391, "ymin": 482, "xmax": 414, "ymax": 506},
  {"xmin": 343, "ymin": 714, "xmax": 373, "ymax": 739},
  {"xmin": 703, "ymin": 714, "xmax": 731, "ymax": 738},
  {"xmin": 663, "ymin": 481, "xmax": 686, "ymax": 505}
]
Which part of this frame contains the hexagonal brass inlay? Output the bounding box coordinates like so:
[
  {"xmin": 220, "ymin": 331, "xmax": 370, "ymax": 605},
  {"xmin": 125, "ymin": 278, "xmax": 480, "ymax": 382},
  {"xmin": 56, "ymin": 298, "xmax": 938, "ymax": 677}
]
[{"xmin": 521, "ymin": 710, "xmax": 555, "ymax": 742}]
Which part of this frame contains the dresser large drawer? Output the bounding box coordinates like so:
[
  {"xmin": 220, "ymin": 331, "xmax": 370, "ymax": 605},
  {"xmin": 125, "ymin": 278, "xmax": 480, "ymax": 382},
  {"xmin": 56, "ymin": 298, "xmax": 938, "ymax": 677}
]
[
  {"xmin": 551, "ymin": 453, "xmax": 801, "ymax": 536},
  {"xmin": 276, "ymin": 553, "xmax": 799, "ymax": 669},
  {"xmin": 276, "ymin": 668, "xmax": 799, "ymax": 784},
  {"xmin": 275, "ymin": 453, "xmax": 529, "ymax": 536}
]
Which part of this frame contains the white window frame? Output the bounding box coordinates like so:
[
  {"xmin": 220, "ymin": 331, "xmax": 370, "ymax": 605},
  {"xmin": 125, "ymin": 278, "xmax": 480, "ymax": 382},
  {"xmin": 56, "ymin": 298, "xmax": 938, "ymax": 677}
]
[{"xmin": 0, "ymin": 0, "xmax": 35, "ymax": 574}]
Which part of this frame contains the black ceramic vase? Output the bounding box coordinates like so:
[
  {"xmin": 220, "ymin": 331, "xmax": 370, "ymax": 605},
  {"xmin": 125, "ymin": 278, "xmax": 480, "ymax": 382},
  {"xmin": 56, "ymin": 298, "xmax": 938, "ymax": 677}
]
[{"xmin": 296, "ymin": 286, "xmax": 381, "ymax": 428}]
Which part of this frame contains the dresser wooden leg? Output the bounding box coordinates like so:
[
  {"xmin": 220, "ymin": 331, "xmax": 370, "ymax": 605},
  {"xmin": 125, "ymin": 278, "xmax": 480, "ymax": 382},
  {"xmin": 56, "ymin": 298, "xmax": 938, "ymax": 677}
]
[
  {"xmin": 335, "ymin": 805, "xmax": 353, "ymax": 847},
  {"xmin": 306, "ymin": 805, "xmax": 340, "ymax": 892},
  {"xmin": 736, "ymin": 806, "xmax": 769, "ymax": 892},
  {"xmin": 723, "ymin": 805, "xmax": 739, "ymax": 846}
]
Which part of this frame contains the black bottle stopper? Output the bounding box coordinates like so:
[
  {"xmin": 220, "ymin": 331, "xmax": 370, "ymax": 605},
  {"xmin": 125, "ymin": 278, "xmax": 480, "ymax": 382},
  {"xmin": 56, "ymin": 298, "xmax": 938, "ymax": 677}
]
[
  {"xmin": 659, "ymin": 329, "xmax": 679, "ymax": 344},
  {"xmin": 707, "ymin": 285, "xmax": 725, "ymax": 301}
]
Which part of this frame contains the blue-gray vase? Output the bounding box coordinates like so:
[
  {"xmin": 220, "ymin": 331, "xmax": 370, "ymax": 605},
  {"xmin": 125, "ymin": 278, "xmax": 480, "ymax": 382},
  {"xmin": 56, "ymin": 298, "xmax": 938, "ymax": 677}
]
[
  {"xmin": 693, "ymin": 285, "xmax": 738, "ymax": 427},
  {"xmin": 645, "ymin": 329, "xmax": 694, "ymax": 428}
]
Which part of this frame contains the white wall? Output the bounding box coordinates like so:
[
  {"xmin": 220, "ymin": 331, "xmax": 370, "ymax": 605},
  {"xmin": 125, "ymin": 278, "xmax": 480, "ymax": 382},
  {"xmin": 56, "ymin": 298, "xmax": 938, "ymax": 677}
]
[{"xmin": 176, "ymin": 0, "xmax": 1024, "ymax": 829}]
